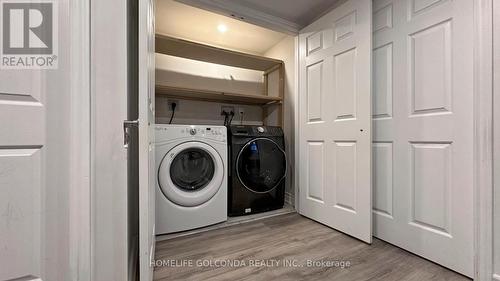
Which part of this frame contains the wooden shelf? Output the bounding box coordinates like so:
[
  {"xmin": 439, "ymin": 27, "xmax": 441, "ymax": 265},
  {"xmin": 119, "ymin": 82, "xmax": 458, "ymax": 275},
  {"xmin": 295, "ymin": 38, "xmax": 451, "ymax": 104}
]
[
  {"xmin": 156, "ymin": 85, "xmax": 282, "ymax": 106},
  {"xmin": 155, "ymin": 34, "xmax": 283, "ymax": 71},
  {"xmin": 154, "ymin": 35, "xmax": 285, "ymax": 126}
]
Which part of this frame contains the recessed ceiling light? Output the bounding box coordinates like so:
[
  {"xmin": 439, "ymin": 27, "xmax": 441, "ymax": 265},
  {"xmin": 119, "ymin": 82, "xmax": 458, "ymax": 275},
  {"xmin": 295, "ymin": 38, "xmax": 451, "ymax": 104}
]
[{"xmin": 217, "ymin": 24, "xmax": 227, "ymax": 33}]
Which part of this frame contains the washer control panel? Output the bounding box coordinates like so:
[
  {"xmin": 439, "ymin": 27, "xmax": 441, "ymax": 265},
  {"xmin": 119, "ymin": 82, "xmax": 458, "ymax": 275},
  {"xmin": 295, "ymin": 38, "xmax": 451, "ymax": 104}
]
[{"xmin": 156, "ymin": 125, "xmax": 227, "ymax": 142}]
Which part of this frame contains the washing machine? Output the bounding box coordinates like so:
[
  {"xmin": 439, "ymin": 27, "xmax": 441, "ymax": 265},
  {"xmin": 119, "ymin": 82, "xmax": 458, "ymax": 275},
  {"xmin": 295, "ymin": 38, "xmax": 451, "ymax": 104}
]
[
  {"xmin": 155, "ymin": 124, "xmax": 227, "ymax": 234},
  {"xmin": 228, "ymin": 125, "xmax": 287, "ymax": 216}
]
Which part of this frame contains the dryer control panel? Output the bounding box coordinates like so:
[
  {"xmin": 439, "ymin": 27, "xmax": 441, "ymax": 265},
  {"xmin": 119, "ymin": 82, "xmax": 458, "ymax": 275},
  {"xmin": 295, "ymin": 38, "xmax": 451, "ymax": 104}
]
[{"xmin": 229, "ymin": 125, "xmax": 284, "ymax": 137}]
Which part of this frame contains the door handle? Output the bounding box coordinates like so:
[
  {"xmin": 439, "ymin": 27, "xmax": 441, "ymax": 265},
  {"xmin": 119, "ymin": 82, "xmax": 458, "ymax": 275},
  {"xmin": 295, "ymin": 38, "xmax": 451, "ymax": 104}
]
[{"xmin": 123, "ymin": 120, "xmax": 139, "ymax": 148}]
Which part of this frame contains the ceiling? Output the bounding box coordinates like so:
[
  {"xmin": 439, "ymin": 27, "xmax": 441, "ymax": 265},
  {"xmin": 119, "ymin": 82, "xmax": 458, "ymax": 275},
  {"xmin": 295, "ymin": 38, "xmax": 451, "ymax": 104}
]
[
  {"xmin": 176, "ymin": 0, "xmax": 342, "ymax": 34},
  {"xmin": 223, "ymin": 0, "xmax": 340, "ymax": 28},
  {"xmin": 155, "ymin": 0, "xmax": 288, "ymax": 55}
]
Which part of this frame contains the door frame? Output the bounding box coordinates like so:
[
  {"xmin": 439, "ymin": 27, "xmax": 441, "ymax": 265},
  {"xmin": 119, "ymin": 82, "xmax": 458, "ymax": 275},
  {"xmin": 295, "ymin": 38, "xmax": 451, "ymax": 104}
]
[
  {"xmin": 474, "ymin": 0, "xmax": 494, "ymax": 280},
  {"xmin": 494, "ymin": 2, "xmax": 500, "ymax": 280},
  {"xmin": 69, "ymin": 0, "xmax": 91, "ymax": 280},
  {"xmin": 71, "ymin": 0, "xmax": 130, "ymax": 279}
]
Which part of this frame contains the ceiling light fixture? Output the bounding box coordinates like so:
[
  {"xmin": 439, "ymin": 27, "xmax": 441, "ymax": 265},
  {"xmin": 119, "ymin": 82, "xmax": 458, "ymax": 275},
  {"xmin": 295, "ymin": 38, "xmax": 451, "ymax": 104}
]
[{"xmin": 217, "ymin": 24, "xmax": 227, "ymax": 33}]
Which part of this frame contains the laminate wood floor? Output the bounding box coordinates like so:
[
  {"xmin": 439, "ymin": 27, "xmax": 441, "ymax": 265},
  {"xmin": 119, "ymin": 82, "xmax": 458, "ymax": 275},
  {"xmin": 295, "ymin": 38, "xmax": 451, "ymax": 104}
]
[{"xmin": 154, "ymin": 213, "xmax": 470, "ymax": 281}]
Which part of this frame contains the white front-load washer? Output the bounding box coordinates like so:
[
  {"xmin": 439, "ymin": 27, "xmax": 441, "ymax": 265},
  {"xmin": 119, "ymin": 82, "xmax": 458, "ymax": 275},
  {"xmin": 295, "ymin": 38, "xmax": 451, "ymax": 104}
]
[{"xmin": 155, "ymin": 124, "xmax": 227, "ymax": 234}]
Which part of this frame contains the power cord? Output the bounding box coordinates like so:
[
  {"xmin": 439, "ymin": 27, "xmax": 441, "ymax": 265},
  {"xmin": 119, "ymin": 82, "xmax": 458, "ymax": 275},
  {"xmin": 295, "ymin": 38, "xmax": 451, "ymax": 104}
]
[
  {"xmin": 221, "ymin": 110, "xmax": 229, "ymax": 126},
  {"xmin": 228, "ymin": 111, "xmax": 234, "ymax": 126},
  {"xmin": 169, "ymin": 102, "xmax": 177, "ymax": 124}
]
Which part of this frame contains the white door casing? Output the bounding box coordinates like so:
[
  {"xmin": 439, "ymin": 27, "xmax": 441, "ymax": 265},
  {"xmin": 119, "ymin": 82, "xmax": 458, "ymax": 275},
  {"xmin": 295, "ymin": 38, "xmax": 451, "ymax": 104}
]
[
  {"xmin": 138, "ymin": 0, "xmax": 156, "ymax": 280},
  {"xmin": 90, "ymin": 0, "xmax": 155, "ymax": 279},
  {"xmin": 494, "ymin": 0, "xmax": 500, "ymax": 279},
  {"xmin": 298, "ymin": 0, "xmax": 372, "ymax": 243},
  {"xmin": 91, "ymin": 0, "xmax": 129, "ymax": 279},
  {"xmin": 372, "ymin": 0, "xmax": 474, "ymax": 277}
]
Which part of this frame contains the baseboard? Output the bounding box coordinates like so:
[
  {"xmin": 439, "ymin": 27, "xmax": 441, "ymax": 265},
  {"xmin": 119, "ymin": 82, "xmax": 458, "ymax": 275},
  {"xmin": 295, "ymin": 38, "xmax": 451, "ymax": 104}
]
[
  {"xmin": 156, "ymin": 204, "xmax": 296, "ymax": 242},
  {"xmin": 284, "ymin": 191, "xmax": 294, "ymax": 206},
  {"xmin": 5, "ymin": 275, "xmax": 42, "ymax": 281}
]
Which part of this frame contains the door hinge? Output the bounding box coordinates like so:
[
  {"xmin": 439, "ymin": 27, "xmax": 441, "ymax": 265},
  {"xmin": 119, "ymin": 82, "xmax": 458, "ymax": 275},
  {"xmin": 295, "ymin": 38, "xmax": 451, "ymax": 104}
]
[{"xmin": 123, "ymin": 120, "xmax": 139, "ymax": 148}]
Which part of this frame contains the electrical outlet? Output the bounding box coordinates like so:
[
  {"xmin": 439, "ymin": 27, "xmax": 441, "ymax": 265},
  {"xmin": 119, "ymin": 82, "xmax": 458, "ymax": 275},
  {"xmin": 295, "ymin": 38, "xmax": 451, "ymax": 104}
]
[
  {"xmin": 167, "ymin": 99, "xmax": 179, "ymax": 111},
  {"xmin": 221, "ymin": 106, "xmax": 234, "ymax": 114}
]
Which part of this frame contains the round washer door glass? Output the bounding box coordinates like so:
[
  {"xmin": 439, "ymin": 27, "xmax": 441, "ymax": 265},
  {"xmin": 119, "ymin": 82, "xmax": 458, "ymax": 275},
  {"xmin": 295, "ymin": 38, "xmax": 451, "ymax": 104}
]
[
  {"xmin": 170, "ymin": 148, "xmax": 215, "ymax": 191},
  {"xmin": 158, "ymin": 141, "xmax": 224, "ymax": 207},
  {"xmin": 237, "ymin": 138, "xmax": 286, "ymax": 193}
]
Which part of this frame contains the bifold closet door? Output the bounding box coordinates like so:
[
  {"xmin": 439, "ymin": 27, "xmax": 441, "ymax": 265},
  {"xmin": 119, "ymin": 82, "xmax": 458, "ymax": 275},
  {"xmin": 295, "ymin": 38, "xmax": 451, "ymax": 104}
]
[
  {"xmin": 372, "ymin": 0, "xmax": 474, "ymax": 277},
  {"xmin": 298, "ymin": 0, "xmax": 372, "ymax": 243}
]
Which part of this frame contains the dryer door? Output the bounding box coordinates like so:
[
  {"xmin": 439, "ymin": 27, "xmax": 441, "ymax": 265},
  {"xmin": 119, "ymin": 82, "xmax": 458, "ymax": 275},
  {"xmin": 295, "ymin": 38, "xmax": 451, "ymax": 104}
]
[
  {"xmin": 158, "ymin": 141, "xmax": 224, "ymax": 207},
  {"xmin": 236, "ymin": 138, "xmax": 286, "ymax": 193}
]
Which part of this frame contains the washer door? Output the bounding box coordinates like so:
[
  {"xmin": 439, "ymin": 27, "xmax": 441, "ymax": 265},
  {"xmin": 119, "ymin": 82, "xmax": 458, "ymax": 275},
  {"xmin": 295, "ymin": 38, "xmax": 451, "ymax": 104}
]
[
  {"xmin": 236, "ymin": 138, "xmax": 286, "ymax": 193},
  {"xmin": 158, "ymin": 141, "xmax": 224, "ymax": 207}
]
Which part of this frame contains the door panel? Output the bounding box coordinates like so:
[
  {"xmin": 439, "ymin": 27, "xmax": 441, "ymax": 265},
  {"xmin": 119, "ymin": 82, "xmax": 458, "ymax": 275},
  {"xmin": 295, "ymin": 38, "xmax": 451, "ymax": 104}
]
[
  {"xmin": 410, "ymin": 21, "xmax": 452, "ymax": 115},
  {"xmin": 333, "ymin": 141, "xmax": 357, "ymax": 212},
  {"xmin": 0, "ymin": 42, "xmax": 46, "ymax": 281},
  {"xmin": 0, "ymin": 149, "xmax": 42, "ymax": 278},
  {"xmin": 299, "ymin": 0, "xmax": 372, "ymax": 243},
  {"xmin": 372, "ymin": 142, "xmax": 393, "ymax": 217},
  {"xmin": 306, "ymin": 61, "xmax": 324, "ymax": 122},
  {"xmin": 334, "ymin": 49, "xmax": 357, "ymax": 120},
  {"xmin": 306, "ymin": 141, "xmax": 325, "ymax": 202},
  {"xmin": 410, "ymin": 142, "xmax": 452, "ymax": 234},
  {"xmin": 0, "ymin": 8, "xmax": 74, "ymax": 275},
  {"xmin": 373, "ymin": 44, "xmax": 392, "ymax": 119},
  {"xmin": 372, "ymin": 0, "xmax": 473, "ymax": 276}
]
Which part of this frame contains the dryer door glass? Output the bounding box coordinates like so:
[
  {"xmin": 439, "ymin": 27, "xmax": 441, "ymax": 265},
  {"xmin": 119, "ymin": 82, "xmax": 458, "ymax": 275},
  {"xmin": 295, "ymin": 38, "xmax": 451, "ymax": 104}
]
[
  {"xmin": 237, "ymin": 138, "xmax": 286, "ymax": 193},
  {"xmin": 170, "ymin": 148, "xmax": 215, "ymax": 191}
]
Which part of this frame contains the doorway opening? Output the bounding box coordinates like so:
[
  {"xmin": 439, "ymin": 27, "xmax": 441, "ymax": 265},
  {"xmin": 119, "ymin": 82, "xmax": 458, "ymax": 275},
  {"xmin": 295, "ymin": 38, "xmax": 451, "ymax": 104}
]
[{"xmin": 139, "ymin": 0, "xmax": 480, "ymax": 280}]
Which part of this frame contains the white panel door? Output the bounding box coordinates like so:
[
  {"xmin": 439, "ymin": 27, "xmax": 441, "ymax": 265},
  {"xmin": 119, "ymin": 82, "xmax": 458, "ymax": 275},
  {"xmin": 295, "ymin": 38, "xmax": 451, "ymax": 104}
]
[
  {"xmin": 139, "ymin": 0, "xmax": 156, "ymax": 280},
  {"xmin": 0, "ymin": 1, "xmax": 74, "ymax": 280},
  {"xmin": 372, "ymin": 0, "xmax": 474, "ymax": 276},
  {"xmin": 298, "ymin": 0, "xmax": 372, "ymax": 243}
]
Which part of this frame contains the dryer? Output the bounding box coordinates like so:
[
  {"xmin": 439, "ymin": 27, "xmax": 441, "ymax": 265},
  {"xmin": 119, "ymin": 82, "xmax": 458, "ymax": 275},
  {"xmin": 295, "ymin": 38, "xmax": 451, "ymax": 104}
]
[
  {"xmin": 155, "ymin": 124, "xmax": 227, "ymax": 234},
  {"xmin": 228, "ymin": 125, "xmax": 287, "ymax": 216}
]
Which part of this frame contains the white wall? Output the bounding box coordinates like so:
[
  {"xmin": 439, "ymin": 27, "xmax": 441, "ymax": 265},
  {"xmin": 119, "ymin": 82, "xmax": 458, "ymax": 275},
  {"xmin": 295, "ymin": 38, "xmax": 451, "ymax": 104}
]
[
  {"xmin": 156, "ymin": 54, "xmax": 264, "ymax": 95},
  {"xmin": 263, "ymin": 36, "xmax": 297, "ymax": 206},
  {"xmin": 156, "ymin": 54, "xmax": 263, "ymax": 81},
  {"xmin": 156, "ymin": 97, "xmax": 263, "ymax": 126},
  {"xmin": 156, "ymin": 53, "xmax": 266, "ymax": 126}
]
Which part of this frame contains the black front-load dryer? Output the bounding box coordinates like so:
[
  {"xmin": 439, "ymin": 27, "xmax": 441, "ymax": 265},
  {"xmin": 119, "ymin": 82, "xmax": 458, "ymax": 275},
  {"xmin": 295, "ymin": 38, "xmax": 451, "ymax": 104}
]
[{"xmin": 228, "ymin": 125, "xmax": 286, "ymax": 216}]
